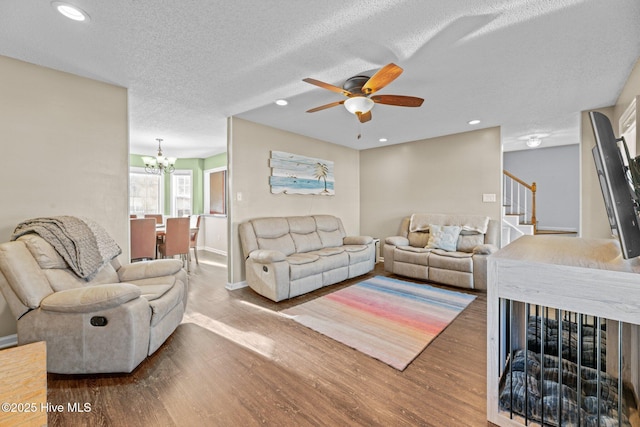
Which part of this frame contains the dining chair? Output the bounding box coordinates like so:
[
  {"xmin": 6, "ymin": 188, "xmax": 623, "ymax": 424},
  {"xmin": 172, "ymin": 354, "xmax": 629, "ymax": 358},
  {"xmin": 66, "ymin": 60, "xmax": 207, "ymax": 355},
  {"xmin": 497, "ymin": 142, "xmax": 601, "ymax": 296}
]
[
  {"xmin": 144, "ymin": 214, "xmax": 164, "ymax": 226},
  {"xmin": 189, "ymin": 215, "xmax": 201, "ymax": 265},
  {"xmin": 130, "ymin": 218, "xmax": 157, "ymax": 261},
  {"xmin": 158, "ymin": 217, "xmax": 191, "ymax": 271}
]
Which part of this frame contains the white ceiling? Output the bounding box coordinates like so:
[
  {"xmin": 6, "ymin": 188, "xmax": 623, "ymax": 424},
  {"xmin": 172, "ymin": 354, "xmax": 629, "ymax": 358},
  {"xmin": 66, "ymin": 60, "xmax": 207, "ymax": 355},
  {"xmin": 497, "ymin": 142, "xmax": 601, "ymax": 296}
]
[{"xmin": 1, "ymin": 1, "xmax": 639, "ymax": 157}]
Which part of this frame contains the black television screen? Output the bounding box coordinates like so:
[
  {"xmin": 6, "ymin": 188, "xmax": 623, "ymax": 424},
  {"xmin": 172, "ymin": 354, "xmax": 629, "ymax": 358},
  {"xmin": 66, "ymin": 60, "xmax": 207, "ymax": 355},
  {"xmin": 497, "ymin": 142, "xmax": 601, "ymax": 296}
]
[{"xmin": 590, "ymin": 110, "xmax": 640, "ymax": 259}]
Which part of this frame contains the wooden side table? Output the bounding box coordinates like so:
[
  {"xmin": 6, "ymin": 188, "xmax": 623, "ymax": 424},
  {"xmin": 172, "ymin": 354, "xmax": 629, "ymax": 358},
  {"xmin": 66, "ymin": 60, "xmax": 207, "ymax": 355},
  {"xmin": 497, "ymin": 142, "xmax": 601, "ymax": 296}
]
[{"xmin": 0, "ymin": 342, "xmax": 47, "ymax": 426}]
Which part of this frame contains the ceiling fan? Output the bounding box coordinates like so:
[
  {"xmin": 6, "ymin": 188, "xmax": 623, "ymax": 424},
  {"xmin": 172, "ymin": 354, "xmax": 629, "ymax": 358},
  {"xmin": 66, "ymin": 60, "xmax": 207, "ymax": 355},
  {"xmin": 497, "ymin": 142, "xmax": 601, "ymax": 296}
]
[{"xmin": 303, "ymin": 63, "xmax": 424, "ymax": 124}]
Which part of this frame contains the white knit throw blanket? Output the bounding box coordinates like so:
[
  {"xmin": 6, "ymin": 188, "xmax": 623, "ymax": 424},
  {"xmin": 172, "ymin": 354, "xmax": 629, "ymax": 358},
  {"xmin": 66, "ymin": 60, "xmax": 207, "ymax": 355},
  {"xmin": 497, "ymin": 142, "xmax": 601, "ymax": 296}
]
[
  {"xmin": 11, "ymin": 216, "xmax": 122, "ymax": 280},
  {"xmin": 409, "ymin": 213, "xmax": 490, "ymax": 234}
]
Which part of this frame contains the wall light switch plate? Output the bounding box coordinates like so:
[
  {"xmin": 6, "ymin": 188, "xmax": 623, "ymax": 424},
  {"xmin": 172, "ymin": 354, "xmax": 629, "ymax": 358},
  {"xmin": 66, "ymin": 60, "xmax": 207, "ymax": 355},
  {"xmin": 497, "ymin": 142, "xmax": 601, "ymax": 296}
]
[{"xmin": 483, "ymin": 193, "xmax": 497, "ymax": 203}]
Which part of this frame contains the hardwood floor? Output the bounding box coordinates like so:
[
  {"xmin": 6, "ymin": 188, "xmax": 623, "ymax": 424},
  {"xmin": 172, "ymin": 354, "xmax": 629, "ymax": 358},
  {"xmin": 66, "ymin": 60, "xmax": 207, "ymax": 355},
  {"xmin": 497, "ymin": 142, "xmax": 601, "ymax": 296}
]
[{"xmin": 47, "ymin": 253, "xmax": 491, "ymax": 426}]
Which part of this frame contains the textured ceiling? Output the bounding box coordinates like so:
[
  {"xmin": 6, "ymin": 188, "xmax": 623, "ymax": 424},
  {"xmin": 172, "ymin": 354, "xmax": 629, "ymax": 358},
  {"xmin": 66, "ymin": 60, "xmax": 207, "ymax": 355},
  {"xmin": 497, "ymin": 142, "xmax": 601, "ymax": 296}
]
[{"xmin": 1, "ymin": 1, "xmax": 639, "ymax": 157}]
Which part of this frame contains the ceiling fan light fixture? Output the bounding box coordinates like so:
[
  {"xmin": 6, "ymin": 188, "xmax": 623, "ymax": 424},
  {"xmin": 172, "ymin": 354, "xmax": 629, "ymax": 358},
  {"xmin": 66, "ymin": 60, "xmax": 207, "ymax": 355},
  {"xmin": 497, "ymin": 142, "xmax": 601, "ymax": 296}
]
[{"xmin": 344, "ymin": 96, "xmax": 374, "ymax": 115}]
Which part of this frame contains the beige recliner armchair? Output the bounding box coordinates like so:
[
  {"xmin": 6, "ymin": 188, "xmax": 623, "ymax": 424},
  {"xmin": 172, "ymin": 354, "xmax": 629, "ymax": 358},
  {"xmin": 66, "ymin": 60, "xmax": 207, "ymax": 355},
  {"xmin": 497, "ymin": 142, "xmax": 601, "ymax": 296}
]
[{"xmin": 0, "ymin": 233, "xmax": 188, "ymax": 374}]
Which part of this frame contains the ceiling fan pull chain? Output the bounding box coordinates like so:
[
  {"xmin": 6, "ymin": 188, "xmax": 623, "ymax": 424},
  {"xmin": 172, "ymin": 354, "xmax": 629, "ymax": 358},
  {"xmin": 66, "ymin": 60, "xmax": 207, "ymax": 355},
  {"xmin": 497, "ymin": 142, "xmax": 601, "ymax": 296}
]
[{"xmin": 356, "ymin": 119, "xmax": 362, "ymax": 139}]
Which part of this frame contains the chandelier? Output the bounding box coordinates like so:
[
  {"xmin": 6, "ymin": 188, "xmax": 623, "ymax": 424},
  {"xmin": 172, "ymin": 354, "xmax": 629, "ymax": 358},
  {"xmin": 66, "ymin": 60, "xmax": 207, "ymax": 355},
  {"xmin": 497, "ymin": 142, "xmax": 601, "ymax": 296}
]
[{"xmin": 142, "ymin": 138, "xmax": 176, "ymax": 174}]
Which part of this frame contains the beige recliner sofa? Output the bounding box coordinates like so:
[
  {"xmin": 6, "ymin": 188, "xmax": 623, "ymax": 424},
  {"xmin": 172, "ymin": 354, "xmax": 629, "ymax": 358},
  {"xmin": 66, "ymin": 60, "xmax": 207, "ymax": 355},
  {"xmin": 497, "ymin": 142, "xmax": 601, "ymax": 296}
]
[
  {"xmin": 384, "ymin": 213, "xmax": 499, "ymax": 290},
  {"xmin": 0, "ymin": 234, "xmax": 188, "ymax": 374},
  {"xmin": 239, "ymin": 215, "xmax": 375, "ymax": 301}
]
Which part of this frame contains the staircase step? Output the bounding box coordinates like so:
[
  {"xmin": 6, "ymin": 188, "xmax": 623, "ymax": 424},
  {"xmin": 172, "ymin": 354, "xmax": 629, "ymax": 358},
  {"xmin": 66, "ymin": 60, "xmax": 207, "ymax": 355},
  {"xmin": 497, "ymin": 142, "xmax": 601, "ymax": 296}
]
[{"xmin": 536, "ymin": 229, "xmax": 578, "ymax": 236}]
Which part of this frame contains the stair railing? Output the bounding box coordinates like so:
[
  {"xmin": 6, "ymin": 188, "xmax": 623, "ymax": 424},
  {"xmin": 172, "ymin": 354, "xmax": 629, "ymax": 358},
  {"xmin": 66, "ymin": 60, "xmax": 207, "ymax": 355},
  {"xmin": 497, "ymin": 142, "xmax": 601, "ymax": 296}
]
[{"xmin": 503, "ymin": 170, "xmax": 537, "ymax": 233}]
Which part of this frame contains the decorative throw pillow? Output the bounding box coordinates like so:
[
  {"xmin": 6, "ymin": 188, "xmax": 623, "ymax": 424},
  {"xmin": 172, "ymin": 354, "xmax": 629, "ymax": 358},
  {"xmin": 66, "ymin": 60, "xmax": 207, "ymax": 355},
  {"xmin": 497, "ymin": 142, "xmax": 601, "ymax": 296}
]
[{"xmin": 426, "ymin": 224, "xmax": 462, "ymax": 252}]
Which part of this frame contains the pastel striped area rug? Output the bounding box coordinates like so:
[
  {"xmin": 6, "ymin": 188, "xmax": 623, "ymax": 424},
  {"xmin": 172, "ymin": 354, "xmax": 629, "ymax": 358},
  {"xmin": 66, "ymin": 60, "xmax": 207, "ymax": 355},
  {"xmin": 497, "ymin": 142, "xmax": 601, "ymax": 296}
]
[{"xmin": 282, "ymin": 276, "xmax": 476, "ymax": 370}]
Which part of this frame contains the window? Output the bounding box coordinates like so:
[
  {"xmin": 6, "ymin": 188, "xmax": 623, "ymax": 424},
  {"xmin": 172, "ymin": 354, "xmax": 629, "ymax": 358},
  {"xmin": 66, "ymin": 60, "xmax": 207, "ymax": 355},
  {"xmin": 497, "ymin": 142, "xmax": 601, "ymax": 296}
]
[
  {"xmin": 172, "ymin": 170, "xmax": 192, "ymax": 217},
  {"xmin": 130, "ymin": 167, "xmax": 163, "ymax": 215}
]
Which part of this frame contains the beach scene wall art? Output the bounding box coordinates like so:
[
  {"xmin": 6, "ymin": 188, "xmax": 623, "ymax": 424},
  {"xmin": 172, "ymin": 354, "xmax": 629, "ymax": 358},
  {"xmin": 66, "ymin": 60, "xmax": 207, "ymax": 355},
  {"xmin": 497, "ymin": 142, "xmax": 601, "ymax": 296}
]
[{"xmin": 269, "ymin": 151, "xmax": 335, "ymax": 195}]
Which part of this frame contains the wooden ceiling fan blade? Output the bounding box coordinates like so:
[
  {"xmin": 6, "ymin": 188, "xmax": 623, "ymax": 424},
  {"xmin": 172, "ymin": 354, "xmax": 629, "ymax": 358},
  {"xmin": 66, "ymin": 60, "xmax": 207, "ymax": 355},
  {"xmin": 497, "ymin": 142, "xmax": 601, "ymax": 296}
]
[
  {"xmin": 306, "ymin": 100, "xmax": 345, "ymax": 113},
  {"xmin": 356, "ymin": 111, "xmax": 372, "ymax": 123},
  {"xmin": 371, "ymin": 94, "xmax": 424, "ymax": 107},
  {"xmin": 361, "ymin": 63, "xmax": 403, "ymax": 95},
  {"xmin": 302, "ymin": 78, "xmax": 353, "ymax": 97}
]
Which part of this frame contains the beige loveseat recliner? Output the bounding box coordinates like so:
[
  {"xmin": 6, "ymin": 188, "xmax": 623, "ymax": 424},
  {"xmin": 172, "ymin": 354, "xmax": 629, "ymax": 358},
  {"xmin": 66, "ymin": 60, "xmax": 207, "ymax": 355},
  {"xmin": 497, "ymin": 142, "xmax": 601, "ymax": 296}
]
[
  {"xmin": 384, "ymin": 213, "xmax": 499, "ymax": 290},
  {"xmin": 0, "ymin": 234, "xmax": 188, "ymax": 374},
  {"xmin": 239, "ymin": 215, "xmax": 375, "ymax": 302}
]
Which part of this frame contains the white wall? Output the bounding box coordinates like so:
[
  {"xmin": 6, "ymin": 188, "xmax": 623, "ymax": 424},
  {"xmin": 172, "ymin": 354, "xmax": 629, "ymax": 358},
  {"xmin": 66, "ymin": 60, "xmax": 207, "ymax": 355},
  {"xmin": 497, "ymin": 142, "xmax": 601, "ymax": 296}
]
[
  {"xmin": 227, "ymin": 117, "xmax": 360, "ymax": 285},
  {"xmin": 201, "ymin": 216, "xmax": 227, "ymax": 255},
  {"xmin": 504, "ymin": 144, "xmax": 580, "ymax": 232},
  {"xmin": 0, "ymin": 56, "xmax": 129, "ymax": 337},
  {"xmin": 360, "ymin": 127, "xmax": 503, "ymax": 249}
]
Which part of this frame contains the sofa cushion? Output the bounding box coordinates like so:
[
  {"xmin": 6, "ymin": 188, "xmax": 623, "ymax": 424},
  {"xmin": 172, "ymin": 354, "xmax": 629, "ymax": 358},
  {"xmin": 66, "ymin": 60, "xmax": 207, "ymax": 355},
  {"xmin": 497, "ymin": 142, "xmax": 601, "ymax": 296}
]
[
  {"xmin": 249, "ymin": 249, "xmax": 286, "ymax": 263},
  {"xmin": 44, "ymin": 264, "xmax": 120, "ymax": 292},
  {"xmin": 317, "ymin": 251, "xmax": 349, "ymax": 270},
  {"xmin": 257, "ymin": 234, "xmax": 296, "ymax": 256},
  {"xmin": 146, "ymin": 280, "xmax": 185, "ymax": 326},
  {"xmin": 290, "ymin": 231, "xmax": 323, "ymax": 253},
  {"xmin": 457, "ymin": 233, "xmax": 485, "ymax": 252},
  {"xmin": 286, "ymin": 253, "xmax": 320, "ymax": 265},
  {"xmin": 308, "ymin": 248, "xmax": 349, "ymax": 270},
  {"xmin": 289, "ymin": 258, "xmax": 324, "ymax": 281},
  {"xmin": 429, "ymin": 250, "xmax": 473, "ymax": 273},
  {"xmin": 18, "ymin": 234, "xmax": 67, "ymax": 269},
  {"xmin": 408, "ymin": 231, "xmax": 430, "ymax": 248},
  {"xmin": 395, "ymin": 246, "xmax": 430, "ymax": 266},
  {"xmin": 427, "ymin": 224, "xmax": 462, "ymax": 251},
  {"xmin": 138, "ymin": 284, "xmax": 173, "ymax": 301},
  {"xmin": 252, "ymin": 217, "xmax": 289, "ymax": 238},
  {"xmin": 344, "ymin": 245, "xmax": 371, "ymax": 264},
  {"xmin": 116, "ymin": 259, "xmax": 183, "ymax": 282},
  {"xmin": 314, "ymin": 215, "xmax": 344, "ymax": 247},
  {"xmin": 398, "ymin": 245, "xmax": 431, "ymax": 253},
  {"xmin": 250, "ymin": 218, "xmax": 295, "ymax": 256},
  {"xmin": 288, "ymin": 216, "xmax": 323, "ymax": 252},
  {"xmin": 310, "ymin": 247, "xmax": 345, "ymax": 257}
]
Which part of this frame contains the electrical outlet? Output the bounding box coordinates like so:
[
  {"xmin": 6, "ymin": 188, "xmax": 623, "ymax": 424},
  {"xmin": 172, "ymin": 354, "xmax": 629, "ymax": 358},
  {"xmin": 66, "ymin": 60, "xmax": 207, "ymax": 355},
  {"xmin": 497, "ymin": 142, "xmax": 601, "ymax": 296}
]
[{"xmin": 483, "ymin": 193, "xmax": 497, "ymax": 203}]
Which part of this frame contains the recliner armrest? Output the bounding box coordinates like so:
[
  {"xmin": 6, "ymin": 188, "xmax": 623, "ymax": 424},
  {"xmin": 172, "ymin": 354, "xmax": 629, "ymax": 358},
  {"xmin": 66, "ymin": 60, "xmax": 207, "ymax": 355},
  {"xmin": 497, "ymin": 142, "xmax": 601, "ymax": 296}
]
[
  {"xmin": 249, "ymin": 250, "xmax": 286, "ymax": 264},
  {"xmin": 41, "ymin": 283, "xmax": 141, "ymax": 313},
  {"xmin": 116, "ymin": 259, "xmax": 183, "ymax": 282},
  {"xmin": 343, "ymin": 236, "xmax": 373, "ymax": 245},
  {"xmin": 385, "ymin": 236, "xmax": 409, "ymax": 246},
  {"xmin": 472, "ymin": 244, "xmax": 499, "ymax": 255}
]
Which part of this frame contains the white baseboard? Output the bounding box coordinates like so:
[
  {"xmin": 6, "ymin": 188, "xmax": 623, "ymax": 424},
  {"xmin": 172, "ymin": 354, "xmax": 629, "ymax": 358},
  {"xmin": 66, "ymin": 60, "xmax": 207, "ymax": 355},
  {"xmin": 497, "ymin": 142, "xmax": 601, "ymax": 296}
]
[
  {"xmin": 0, "ymin": 334, "xmax": 18, "ymax": 349},
  {"xmin": 202, "ymin": 246, "xmax": 228, "ymax": 257},
  {"xmin": 226, "ymin": 281, "xmax": 248, "ymax": 291}
]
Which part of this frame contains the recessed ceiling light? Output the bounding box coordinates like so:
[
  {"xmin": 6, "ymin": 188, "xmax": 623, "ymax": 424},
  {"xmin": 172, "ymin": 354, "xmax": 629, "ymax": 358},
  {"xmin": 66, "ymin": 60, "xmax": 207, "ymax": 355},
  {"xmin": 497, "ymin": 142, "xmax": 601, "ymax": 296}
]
[
  {"xmin": 275, "ymin": 99, "xmax": 288, "ymax": 106},
  {"xmin": 379, "ymin": 138, "xmax": 388, "ymax": 142},
  {"xmin": 468, "ymin": 119, "xmax": 481, "ymax": 125},
  {"xmin": 51, "ymin": 2, "xmax": 90, "ymax": 22},
  {"xmin": 526, "ymin": 137, "xmax": 542, "ymax": 148}
]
